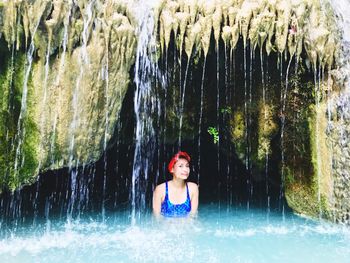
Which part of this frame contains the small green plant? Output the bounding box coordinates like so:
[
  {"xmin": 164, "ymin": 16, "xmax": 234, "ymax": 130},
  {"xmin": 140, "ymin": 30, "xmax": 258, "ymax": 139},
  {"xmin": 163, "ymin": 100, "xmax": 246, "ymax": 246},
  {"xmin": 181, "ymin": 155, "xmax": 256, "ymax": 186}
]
[
  {"xmin": 207, "ymin": 126, "xmax": 219, "ymax": 144},
  {"xmin": 220, "ymin": 106, "xmax": 232, "ymax": 114}
]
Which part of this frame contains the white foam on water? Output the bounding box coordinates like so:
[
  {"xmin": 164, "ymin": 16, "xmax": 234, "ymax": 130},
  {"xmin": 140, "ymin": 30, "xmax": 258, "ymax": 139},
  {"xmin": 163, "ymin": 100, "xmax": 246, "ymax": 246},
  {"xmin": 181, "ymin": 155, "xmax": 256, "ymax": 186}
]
[{"xmin": 1, "ymin": 208, "xmax": 350, "ymax": 263}]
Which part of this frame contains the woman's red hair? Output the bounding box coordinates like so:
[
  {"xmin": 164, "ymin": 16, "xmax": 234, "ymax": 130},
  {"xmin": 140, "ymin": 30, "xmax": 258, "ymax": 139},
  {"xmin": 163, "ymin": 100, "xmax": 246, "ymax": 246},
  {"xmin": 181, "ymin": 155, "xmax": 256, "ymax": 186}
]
[{"xmin": 168, "ymin": 151, "xmax": 191, "ymax": 173}]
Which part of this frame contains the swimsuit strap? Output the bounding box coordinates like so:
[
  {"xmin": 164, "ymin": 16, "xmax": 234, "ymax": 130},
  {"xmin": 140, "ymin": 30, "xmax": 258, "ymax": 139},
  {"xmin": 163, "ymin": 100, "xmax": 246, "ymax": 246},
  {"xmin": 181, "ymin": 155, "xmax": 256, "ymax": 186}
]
[
  {"xmin": 160, "ymin": 181, "xmax": 191, "ymax": 217},
  {"xmin": 186, "ymin": 182, "xmax": 190, "ymax": 200},
  {"xmin": 165, "ymin": 181, "xmax": 169, "ymax": 199},
  {"xmin": 165, "ymin": 181, "xmax": 190, "ymax": 202}
]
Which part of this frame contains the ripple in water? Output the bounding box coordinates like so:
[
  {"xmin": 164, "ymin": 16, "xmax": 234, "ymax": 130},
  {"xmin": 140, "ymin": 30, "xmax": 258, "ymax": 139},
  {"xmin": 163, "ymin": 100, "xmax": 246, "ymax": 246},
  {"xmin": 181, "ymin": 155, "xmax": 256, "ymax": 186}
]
[{"xmin": 0, "ymin": 205, "xmax": 350, "ymax": 263}]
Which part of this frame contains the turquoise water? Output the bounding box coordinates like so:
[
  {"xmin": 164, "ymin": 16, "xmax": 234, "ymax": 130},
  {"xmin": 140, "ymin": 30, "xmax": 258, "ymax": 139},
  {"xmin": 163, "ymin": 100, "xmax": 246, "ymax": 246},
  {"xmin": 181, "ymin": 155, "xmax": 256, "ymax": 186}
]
[{"xmin": 1, "ymin": 204, "xmax": 349, "ymax": 263}]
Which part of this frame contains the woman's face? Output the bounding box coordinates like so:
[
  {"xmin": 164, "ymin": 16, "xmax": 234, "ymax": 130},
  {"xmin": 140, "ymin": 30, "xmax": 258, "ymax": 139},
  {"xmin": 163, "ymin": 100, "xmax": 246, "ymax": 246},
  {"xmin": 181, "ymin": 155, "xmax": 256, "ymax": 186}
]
[{"xmin": 171, "ymin": 158, "xmax": 190, "ymax": 180}]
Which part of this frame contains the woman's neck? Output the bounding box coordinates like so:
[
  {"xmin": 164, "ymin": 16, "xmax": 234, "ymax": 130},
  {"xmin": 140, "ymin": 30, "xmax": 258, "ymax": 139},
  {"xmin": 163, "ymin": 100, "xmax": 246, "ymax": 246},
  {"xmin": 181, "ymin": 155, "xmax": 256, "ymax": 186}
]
[{"xmin": 171, "ymin": 178, "xmax": 186, "ymax": 188}]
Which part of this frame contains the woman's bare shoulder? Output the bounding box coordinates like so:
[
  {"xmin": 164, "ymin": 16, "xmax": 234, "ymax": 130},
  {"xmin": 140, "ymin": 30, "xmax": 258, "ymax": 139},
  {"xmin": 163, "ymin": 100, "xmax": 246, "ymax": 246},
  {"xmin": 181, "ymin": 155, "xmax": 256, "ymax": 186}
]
[
  {"xmin": 154, "ymin": 182, "xmax": 166, "ymax": 193},
  {"xmin": 187, "ymin": 182, "xmax": 199, "ymax": 192}
]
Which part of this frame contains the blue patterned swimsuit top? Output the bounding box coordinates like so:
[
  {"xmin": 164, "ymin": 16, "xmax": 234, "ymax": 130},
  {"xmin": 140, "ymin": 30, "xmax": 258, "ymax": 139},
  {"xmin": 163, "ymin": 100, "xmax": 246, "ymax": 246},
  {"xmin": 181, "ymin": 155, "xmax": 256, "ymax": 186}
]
[{"xmin": 161, "ymin": 181, "xmax": 191, "ymax": 217}]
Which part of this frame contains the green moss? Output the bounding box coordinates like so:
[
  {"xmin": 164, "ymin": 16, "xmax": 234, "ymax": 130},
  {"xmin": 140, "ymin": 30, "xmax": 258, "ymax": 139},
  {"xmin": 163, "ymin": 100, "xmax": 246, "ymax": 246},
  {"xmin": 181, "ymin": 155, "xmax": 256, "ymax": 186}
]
[
  {"xmin": 306, "ymin": 100, "xmax": 333, "ymax": 220},
  {"xmin": 285, "ymin": 182, "xmax": 332, "ymax": 220},
  {"xmin": 230, "ymin": 109, "xmax": 246, "ymax": 160},
  {"xmin": 284, "ymin": 164, "xmax": 319, "ymax": 218},
  {"xmin": 42, "ymin": 129, "xmax": 63, "ymax": 169},
  {"xmin": 284, "ymin": 77, "xmax": 333, "ymax": 220},
  {"xmin": 18, "ymin": 117, "xmax": 40, "ymax": 187},
  {"xmin": 307, "ymin": 105, "xmax": 319, "ymax": 193},
  {"xmin": 0, "ymin": 40, "xmax": 19, "ymax": 191},
  {"xmin": 278, "ymin": 67, "xmax": 326, "ymax": 218},
  {"xmin": 285, "ymin": 181, "xmax": 319, "ymax": 218},
  {"xmin": 0, "ymin": 40, "xmax": 39, "ymax": 191},
  {"xmin": 256, "ymin": 102, "xmax": 278, "ymax": 169},
  {"xmin": 284, "ymin": 167, "xmax": 295, "ymax": 186}
]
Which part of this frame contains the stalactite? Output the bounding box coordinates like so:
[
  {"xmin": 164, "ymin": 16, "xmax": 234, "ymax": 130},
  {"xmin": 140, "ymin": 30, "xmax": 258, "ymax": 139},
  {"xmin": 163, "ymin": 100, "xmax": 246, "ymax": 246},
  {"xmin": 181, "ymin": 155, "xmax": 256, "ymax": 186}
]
[
  {"xmin": 0, "ymin": 0, "xmax": 137, "ymax": 191},
  {"xmin": 200, "ymin": 15, "xmax": 212, "ymax": 57},
  {"xmin": 0, "ymin": 0, "xmax": 343, "ymax": 197}
]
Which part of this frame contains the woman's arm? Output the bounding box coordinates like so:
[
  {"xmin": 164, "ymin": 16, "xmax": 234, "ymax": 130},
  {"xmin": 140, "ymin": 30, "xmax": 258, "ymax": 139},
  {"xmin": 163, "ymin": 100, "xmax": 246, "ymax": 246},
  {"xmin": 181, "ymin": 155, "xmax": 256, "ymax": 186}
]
[
  {"xmin": 152, "ymin": 184, "xmax": 163, "ymax": 216},
  {"xmin": 189, "ymin": 182, "xmax": 199, "ymax": 215}
]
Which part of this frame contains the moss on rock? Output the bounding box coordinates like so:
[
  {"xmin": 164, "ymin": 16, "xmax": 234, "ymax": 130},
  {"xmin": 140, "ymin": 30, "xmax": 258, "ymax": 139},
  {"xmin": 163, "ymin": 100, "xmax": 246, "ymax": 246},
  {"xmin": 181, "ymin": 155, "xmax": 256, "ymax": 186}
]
[
  {"xmin": 230, "ymin": 108, "xmax": 246, "ymax": 161},
  {"xmin": 0, "ymin": 39, "xmax": 40, "ymax": 191},
  {"xmin": 283, "ymin": 72, "xmax": 335, "ymax": 221},
  {"xmin": 257, "ymin": 101, "xmax": 278, "ymax": 168},
  {"xmin": 0, "ymin": 1, "xmax": 137, "ymax": 191}
]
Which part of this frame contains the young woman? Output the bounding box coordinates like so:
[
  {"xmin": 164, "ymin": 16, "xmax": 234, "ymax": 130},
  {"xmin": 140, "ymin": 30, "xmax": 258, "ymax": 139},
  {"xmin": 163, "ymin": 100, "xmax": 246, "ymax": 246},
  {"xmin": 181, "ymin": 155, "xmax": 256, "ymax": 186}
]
[{"xmin": 152, "ymin": 151, "xmax": 199, "ymax": 217}]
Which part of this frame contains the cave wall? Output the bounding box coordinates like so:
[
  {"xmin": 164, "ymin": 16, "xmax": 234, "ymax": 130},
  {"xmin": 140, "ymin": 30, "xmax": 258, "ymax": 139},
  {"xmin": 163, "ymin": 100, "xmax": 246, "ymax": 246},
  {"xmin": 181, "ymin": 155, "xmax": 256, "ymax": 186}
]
[
  {"xmin": 1, "ymin": 0, "xmax": 349, "ymax": 223},
  {"xmin": 0, "ymin": 0, "xmax": 136, "ymax": 190}
]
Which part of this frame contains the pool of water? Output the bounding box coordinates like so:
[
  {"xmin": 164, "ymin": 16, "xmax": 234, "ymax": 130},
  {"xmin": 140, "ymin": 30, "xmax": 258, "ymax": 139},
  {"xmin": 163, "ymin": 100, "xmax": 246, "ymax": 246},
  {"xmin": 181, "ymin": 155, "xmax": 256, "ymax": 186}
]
[{"xmin": 1, "ymin": 204, "xmax": 349, "ymax": 263}]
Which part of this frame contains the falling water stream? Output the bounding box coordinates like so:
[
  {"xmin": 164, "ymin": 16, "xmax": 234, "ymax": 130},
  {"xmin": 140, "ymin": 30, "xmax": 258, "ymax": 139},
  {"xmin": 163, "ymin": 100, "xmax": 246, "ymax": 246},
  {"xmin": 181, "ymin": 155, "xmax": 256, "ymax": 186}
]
[
  {"xmin": 13, "ymin": 17, "xmax": 41, "ymax": 180},
  {"xmin": 132, "ymin": 0, "xmax": 163, "ymax": 224},
  {"xmin": 49, "ymin": 3, "xmax": 72, "ymax": 165},
  {"xmin": 197, "ymin": 55, "xmax": 207, "ymax": 186}
]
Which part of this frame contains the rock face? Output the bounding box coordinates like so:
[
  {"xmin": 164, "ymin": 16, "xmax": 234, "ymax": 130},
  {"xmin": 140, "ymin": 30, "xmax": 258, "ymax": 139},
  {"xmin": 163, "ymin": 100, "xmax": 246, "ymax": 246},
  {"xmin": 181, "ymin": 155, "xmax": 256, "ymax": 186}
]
[
  {"xmin": 282, "ymin": 1, "xmax": 350, "ymax": 224},
  {"xmin": 0, "ymin": 0, "xmax": 137, "ymax": 190},
  {"xmin": 1, "ymin": 0, "xmax": 349, "ymax": 223}
]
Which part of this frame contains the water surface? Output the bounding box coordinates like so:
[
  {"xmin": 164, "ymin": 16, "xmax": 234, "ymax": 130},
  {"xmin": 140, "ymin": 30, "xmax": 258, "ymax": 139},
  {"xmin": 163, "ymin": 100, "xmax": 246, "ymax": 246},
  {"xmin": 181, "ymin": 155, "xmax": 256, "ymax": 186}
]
[{"xmin": 1, "ymin": 204, "xmax": 349, "ymax": 263}]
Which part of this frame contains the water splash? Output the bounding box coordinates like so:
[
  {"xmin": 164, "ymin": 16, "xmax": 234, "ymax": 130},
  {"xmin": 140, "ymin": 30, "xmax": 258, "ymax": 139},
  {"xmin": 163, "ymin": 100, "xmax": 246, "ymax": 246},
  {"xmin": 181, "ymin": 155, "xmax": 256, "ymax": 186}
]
[{"xmin": 1, "ymin": 207, "xmax": 349, "ymax": 263}]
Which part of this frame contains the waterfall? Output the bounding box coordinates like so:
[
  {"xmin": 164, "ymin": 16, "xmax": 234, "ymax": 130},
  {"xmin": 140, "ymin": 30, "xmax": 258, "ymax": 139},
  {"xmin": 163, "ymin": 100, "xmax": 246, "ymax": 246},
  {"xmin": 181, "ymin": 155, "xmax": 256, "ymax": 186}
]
[
  {"xmin": 65, "ymin": 0, "xmax": 96, "ymax": 220},
  {"xmin": 37, "ymin": 33, "xmax": 51, "ymax": 170},
  {"xmin": 132, "ymin": 0, "xmax": 164, "ymax": 224},
  {"xmin": 260, "ymin": 47, "xmax": 270, "ymax": 215},
  {"xmin": 249, "ymin": 45, "xmax": 254, "ymax": 205},
  {"xmin": 1, "ymin": 0, "xmax": 348, "ymax": 225},
  {"xmin": 216, "ymin": 45, "xmax": 221, "ymax": 207},
  {"xmin": 50, "ymin": 1, "xmax": 72, "ymax": 165},
  {"xmin": 328, "ymin": 0, "xmax": 350, "ymax": 44},
  {"xmin": 13, "ymin": 18, "xmax": 41, "ymax": 182},
  {"xmin": 197, "ymin": 56, "xmax": 207, "ymax": 187},
  {"xmin": 178, "ymin": 59, "xmax": 190, "ymax": 147},
  {"xmin": 328, "ymin": 0, "xmax": 350, "ymax": 96},
  {"xmin": 327, "ymin": 0, "xmax": 350, "ymax": 223},
  {"xmin": 68, "ymin": 0, "xmax": 95, "ymax": 170},
  {"xmin": 243, "ymin": 44, "xmax": 249, "ymax": 209}
]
